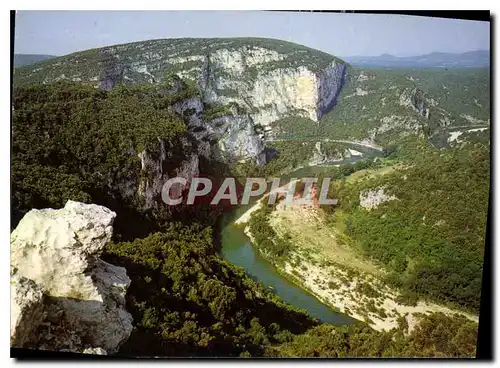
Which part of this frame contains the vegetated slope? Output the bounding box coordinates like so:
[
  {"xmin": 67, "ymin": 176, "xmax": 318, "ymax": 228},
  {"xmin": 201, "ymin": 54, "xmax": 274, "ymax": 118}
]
[
  {"xmin": 271, "ymin": 67, "xmax": 490, "ymax": 145},
  {"xmin": 10, "ymin": 81, "xmax": 317, "ymax": 357},
  {"xmin": 11, "ymin": 69, "xmax": 477, "ymax": 357},
  {"xmin": 11, "ymin": 81, "xmax": 219, "ymax": 237},
  {"xmin": 244, "ymin": 137, "xmax": 488, "ymax": 329},
  {"xmin": 13, "ymin": 38, "xmax": 340, "ymax": 85},
  {"xmin": 13, "ymin": 38, "xmax": 350, "ymax": 165},
  {"xmin": 11, "ymin": 81, "xmax": 480, "ymax": 357},
  {"xmin": 13, "ymin": 53, "xmax": 57, "ymax": 67},
  {"xmin": 327, "ymin": 138, "xmax": 490, "ymax": 313}
]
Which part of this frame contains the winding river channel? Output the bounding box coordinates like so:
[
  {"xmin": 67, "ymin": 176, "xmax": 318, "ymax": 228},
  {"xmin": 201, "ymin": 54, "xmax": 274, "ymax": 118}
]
[{"xmin": 219, "ymin": 163, "xmax": 364, "ymax": 326}]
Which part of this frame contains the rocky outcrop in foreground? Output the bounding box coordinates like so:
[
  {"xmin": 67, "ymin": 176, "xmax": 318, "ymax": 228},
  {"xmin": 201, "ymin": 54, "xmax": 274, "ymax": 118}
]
[{"xmin": 10, "ymin": 201, "xmax": 133, "ymax": 354}]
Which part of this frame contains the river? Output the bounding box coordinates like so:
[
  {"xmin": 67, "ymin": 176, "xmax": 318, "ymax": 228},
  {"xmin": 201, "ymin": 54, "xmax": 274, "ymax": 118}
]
[{"xmin": 219, "ymin": 164, "xmax": 363, "ymax": 326}]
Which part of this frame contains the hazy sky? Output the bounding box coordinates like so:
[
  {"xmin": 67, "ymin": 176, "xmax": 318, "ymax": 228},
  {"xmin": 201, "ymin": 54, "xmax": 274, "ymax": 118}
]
[{"xmin": 14, "ymin": 11, "xmax": 490, "ymax": 57}]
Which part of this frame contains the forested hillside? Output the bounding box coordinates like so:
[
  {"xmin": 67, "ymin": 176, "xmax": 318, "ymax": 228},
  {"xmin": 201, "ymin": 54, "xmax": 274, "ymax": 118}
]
[
  {"xmin": 319, "ymin": 138, "xmax": 490, "ymax": 312},
  {"xmin": 11, "ymin": 77, "xmax": 483, "ymax": 358},
  {"xmin": 12, "ymin": 82, "xmax": 183, "ymax": 224},
  {"xmin": 104, "ymin": 221, "xmax": 478, "ymax": 357},
  {"xmin": 13, "ymin": 37, "xmax": 340, "ymax": 86},
  {"xmin": 10, "ymin": 27, "xmax": 490, "ymax": 357},
  {"xmin": 271, "ymin": 68, "xmax": 490, "ymax": 144}
]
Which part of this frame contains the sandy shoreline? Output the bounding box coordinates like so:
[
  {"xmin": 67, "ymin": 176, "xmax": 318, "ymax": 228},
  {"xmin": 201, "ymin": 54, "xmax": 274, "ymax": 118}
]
[
  {"xmin": 234, "ymin": 179, "xmax": 299, "ymax": 225},
  {"xmin": 233, "ymin": 174, "xmax": 478, "ymax": 333},
  {"xmin": 234, "ymin": 201, "xmax": 263, "ymax": 226}
]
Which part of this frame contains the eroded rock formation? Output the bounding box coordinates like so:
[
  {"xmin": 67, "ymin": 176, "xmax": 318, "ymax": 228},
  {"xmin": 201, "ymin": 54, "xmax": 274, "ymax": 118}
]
[
  {"xmin": 10, "ymin": 200, "xmax": 133, "ymax": 354},
  {"xmin": 14, "ymin": 38, "xmax": 348, "ymax": 165},
  {"xmin": 399, "ymin": 88, "xmax": 430, "ymax": 119}
]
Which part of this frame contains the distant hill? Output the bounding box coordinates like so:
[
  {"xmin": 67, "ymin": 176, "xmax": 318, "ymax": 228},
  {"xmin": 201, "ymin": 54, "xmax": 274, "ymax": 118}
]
[
  {"xmin": 13, "ymin": 37, "xmax": 349, "ymax": 165},
  {"xmin": 13, "ymin": 38, "xmax": 343, "ymax": 86},
  {"xmin": 14, "ymin": 54, "xmax": 57, "ymax": 68},
  {"xmin": 343, "ymin": 50, "xmax": 490, "ymax": 69}
]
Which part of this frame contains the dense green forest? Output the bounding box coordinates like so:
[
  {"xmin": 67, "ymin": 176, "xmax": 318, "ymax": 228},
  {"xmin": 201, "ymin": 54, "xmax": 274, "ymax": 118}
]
[
  {"xmin": 104, "ymin": 221, "xmax": 478, "ymax": 357},
  {"xmin": 11, "ymin": 81, "xmax": 484, "ymax": 357},
  {"xmin": 104, "ymin": 223, "xmax": 317, "ymax": 357},
  {"xmin": 11, "ymin": 81, "xmax": 228, "ymax": 237},
  {"xmin": 320, "ymin": 138, "xmax": 490, "ymax": 312},
  {"xmin": 11, "ymin": 82, "xmax": 176, "ymax": 218},
  {"xmin": 268, "ymin": 311, "xmax": 477, "ymax": 357}
]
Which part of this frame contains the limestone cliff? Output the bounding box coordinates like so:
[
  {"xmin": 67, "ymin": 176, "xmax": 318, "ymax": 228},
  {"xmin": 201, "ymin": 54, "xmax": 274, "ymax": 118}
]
[
  {"xmin": 201, "ymin": 57, "xmax": 347, "ymax": 128},
  {"xmin": 134, "ymin": 137, "xmax": 200, "ymax": 210},
  {"xmin": 10, "ymin": 201, "xmax": 133, "ymax": 354},
  {"xmin": 14, "ymin": 38, "xmax": 348, "ymax": 164}
]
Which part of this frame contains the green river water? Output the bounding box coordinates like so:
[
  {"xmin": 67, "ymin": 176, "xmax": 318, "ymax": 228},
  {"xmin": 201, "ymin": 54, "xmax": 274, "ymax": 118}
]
[{"xmin": 219, "ymin": 164, "xmax": 362, "ymax": 326}]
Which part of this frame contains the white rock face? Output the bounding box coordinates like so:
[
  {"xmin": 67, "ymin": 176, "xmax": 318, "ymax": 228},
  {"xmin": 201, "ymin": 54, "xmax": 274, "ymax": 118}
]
[
  {"xmin": 359, "ymin": 187, "xmax": 397, "ymax": 210},
  {"xmin": 348, "ymin": 149, "xmax": 363, "ymax": 157},
  {"xmin": 10, "ymin": 273, "xmax": 46, "ymax": 347},
  {"xmin": 207, "ymin": 60, "xmax": 347, "ymax": 127},
  {"xmin": 10, "ymin": 201, "xmax": 133, "ymax": 353},
  {"xmin": 316, "ymin": 62, "xmax": 347, "ymax": 116},
  {"xmin": 11, "ymin": 201, "xmax": 115, "ymax": 297}
]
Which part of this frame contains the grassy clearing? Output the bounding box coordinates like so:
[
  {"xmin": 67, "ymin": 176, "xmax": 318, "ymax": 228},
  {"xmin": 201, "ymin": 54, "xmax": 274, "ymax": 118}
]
[{"xmin": 269, "ymin": 205, "xmax": 380, "ymax": 276}]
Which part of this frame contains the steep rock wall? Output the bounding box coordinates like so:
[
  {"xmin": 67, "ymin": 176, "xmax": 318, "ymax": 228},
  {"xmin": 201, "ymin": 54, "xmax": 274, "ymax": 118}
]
[
  {"xmin": 132, "ymin": 137, "xmax": 200, "ymax": 211},
  {"xmin": 245, "ymin": 62, "xmax": 347, "ymax": 127},
  {"xmin": 14, "ymin": 39, "xmax": 348, "ymax": 165}
]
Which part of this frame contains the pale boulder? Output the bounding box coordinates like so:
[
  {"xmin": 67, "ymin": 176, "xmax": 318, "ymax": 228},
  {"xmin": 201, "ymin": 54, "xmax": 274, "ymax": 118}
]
[{"xmin": 10, "ymin": 201, "xmax": 133, "ymax": 353}]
